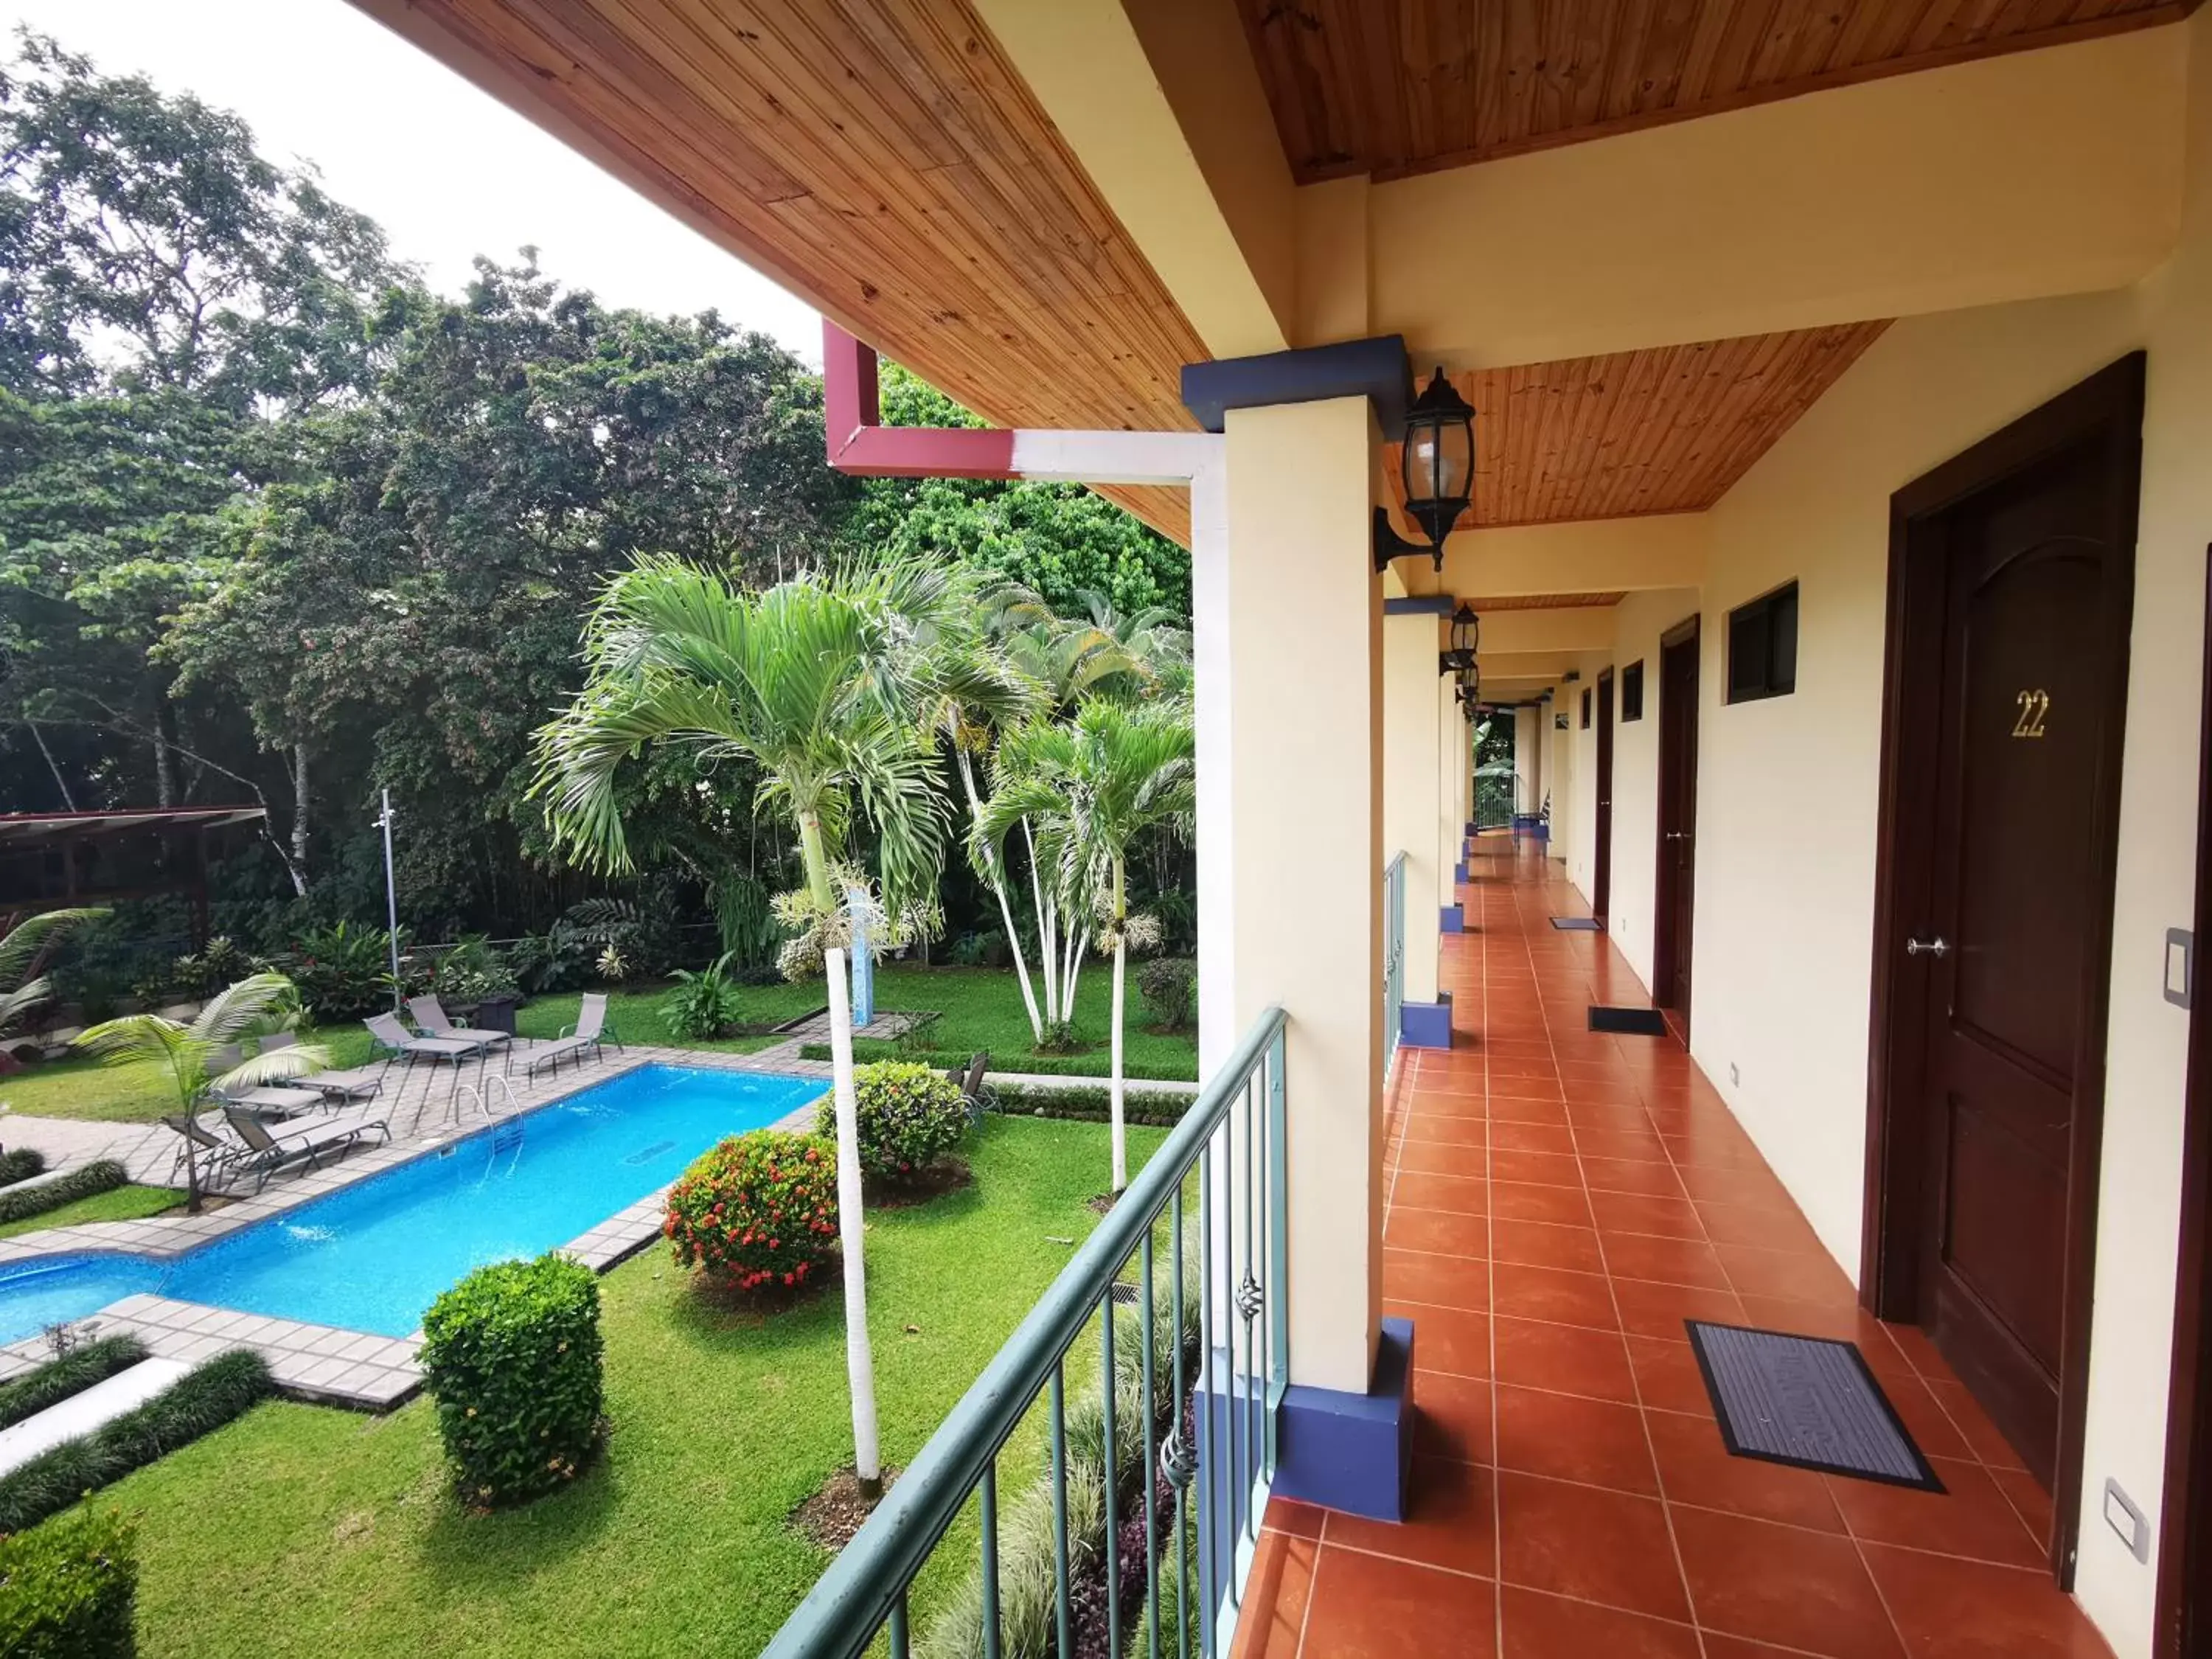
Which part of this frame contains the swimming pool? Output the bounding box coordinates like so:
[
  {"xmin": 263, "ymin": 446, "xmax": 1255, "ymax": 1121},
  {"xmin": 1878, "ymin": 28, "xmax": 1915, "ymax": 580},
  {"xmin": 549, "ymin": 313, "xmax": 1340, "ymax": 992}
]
[{"xmin": 0, "ymin": 1065, "xmax": 825, "ymax": 1343}]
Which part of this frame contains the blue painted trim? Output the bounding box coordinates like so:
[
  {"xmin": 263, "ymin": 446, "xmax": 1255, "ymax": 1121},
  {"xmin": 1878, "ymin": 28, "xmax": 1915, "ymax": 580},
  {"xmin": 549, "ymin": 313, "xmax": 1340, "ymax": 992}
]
[
  {"xmin": 1400, "ymin": 998, "xmax": 1453, "ymax": 1050},
  {"xmin": 1180, "ymin": 335, "xmax": 1411, "ymax": 438},
  {"xmin": 1439, "ymin": 904, "xmax": 1464, "ymax": 935},
  {"xmin": 1383, "ymin": 595, "xmax": 1455, "ymax": 616},
  {"xmin": 1453, "ymin": 861, "xmax": 1469, "ymax": 884},
  {"xmin": 1268, "ymin": 1317, "xmax": 1416, "ymax": 1521}
]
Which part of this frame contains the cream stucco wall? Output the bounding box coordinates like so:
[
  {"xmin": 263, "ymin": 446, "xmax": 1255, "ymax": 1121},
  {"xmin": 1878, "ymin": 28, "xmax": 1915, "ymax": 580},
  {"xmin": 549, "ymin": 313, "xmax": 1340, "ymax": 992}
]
[{"xmin": 1615, "ymin": 16, "xmax": 2212, "ymax": 1647}]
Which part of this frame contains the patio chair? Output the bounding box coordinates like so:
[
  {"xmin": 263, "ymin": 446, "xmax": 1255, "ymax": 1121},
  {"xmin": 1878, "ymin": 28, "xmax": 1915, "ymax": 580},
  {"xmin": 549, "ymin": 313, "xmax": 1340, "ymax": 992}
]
[
  {"xmin": 210, "ymin": 1078, "xmax": 326, "ymax": 1120},
  {"xmin": 506, "ymin": 1031, "xmax": 591, "ymax": 1081},
  {"xmin": 568, "ymin": 992, "xmax": 622, "ymax": 1062},
  {"xmin": 945, "ymin": 1051, "xmax": 991, "ymax": 1126},
  {"xmin": 220, "ymin": 1107, "xmax": 389, "ymax": 1192},
  {"xmin": 407, "ymin": 995, "xmax": 511, "ymax": 1051},
  {"xmin": 364, "ymin": 1012, "xmax": 487, "ymax": 1069}
]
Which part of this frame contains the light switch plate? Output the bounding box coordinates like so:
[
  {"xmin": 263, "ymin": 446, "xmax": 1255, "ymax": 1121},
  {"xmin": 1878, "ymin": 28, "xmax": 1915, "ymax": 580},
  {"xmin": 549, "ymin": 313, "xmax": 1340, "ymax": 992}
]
[
  {"xmin": 2166, "ymin": 928, "xmax": 2194, "ymax": 1009},
  {"xmin": 2104, "ymin": 1478, "xmax": 2151, "ymax": 1563}
]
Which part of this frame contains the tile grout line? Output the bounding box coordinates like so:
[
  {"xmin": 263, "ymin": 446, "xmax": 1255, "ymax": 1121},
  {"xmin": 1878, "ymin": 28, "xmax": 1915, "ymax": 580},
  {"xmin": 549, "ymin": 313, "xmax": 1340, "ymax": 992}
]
[
  {"xmin": 1523, "ymin": 852, "xmax": 1713, "ymax": 1659},
  {"xmin": 1478, "ymin": 855, "xmax": 1508, "ymax": 1659}
]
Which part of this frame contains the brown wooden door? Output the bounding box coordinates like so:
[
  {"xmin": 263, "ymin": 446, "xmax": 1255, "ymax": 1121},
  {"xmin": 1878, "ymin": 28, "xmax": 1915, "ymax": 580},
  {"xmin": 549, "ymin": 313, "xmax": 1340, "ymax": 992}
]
[
  {"xmin": 1594, "ymin": 669, "xmax": 1615, "ymax": 923},
  {"xmin": 1870, "ymin": 356, "xmax": 2142, "ymax": 1568},
  {"xmin": 1655, "ymin": 620, "xmax": 1700, "ymax": 1029}
]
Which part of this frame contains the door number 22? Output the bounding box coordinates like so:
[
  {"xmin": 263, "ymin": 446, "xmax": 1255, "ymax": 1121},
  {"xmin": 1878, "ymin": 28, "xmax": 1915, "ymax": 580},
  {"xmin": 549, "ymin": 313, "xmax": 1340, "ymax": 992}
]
[{"xmin": 2013, "ymin": 689, "xmax": 2051, "ymax": 739}]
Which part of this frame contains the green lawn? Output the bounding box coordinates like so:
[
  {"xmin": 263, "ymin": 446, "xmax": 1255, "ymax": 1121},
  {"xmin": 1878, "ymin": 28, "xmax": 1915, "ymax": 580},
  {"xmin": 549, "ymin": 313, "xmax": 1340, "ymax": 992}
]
[
  {"xmin": 65, "ymin": 1115, "xmax": 1160, "ymax": 1658},
  {"xmin": 0, "ymin": 1183, "xmax": 182, "ymax": 1242},
  {"xmin": 1, "ymin": 963, "xmax": 1194, "ymax": 1124}
]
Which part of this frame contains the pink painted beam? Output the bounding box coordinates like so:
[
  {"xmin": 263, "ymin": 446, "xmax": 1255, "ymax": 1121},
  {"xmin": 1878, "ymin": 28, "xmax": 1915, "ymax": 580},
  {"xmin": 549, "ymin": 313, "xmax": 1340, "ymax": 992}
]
[{"xmin": 821, "ymin": 321, "xmax": 1016, "ymax": 480}]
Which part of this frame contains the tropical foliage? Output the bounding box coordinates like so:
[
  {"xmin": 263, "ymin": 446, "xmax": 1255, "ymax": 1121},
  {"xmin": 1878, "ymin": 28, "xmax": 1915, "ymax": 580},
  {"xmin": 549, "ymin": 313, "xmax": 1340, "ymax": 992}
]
[
  {"xmin": 0, "ymin": 906, "xmax": 102, "ymax": 1041},
  {"xmin": 827, "ymin": 1061, "xmax": 973, "ymax": 1190},
  {"xmin": 663, "ymin": 1130, "xmax": 840, "ymax": 1293},
  {"xmin": 70, "ymin": 972, "xmax": 327, "ymax": 1208}
]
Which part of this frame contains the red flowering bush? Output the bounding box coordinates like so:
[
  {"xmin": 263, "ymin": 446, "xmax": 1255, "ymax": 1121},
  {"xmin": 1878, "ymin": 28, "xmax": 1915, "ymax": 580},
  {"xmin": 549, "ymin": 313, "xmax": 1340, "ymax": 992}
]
[
  {"xmin": 664, "ymin": 1130, "xmax": 838, "ymax": 1293},
  {"xmin": 817, "ymin": 1062, "xmax": 972, "ymax": 1189}
]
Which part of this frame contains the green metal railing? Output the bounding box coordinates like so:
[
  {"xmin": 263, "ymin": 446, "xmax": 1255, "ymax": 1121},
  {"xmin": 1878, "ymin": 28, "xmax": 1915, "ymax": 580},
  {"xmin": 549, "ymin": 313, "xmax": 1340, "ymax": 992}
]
[
  {"xmin": 1382, "ymin": 852, "xmax": 1406, "ymax": 1081},
  {"xmin": 762, "ymin": 1007, "xmax": 1292, "ymax": 1659}
]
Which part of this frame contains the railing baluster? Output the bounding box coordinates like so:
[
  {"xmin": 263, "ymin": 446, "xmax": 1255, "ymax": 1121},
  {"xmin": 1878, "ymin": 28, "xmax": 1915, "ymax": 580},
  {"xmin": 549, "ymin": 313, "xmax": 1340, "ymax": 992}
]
[
  {"xmin": 1103, "ymin": 1285, "xmax": 1121, "ymax": 1656},
  {"xmin": 1198, "ymin": 1141, "xmax": 1217, "ymax": 1659},
  {"xmin": 757, "ymin": 1009, "xmax": 1287, "ymax": 1659},
  {"xmin": 1052, "ymin": 1364, "xmax": 1072, "ymax": 1659},
  {"xmin": 1265, "ymin": 1026, "xmax": 1289, "ymax": 1478},
  {"xmin": 981, "ymin": 1461, "xmax": 1001, "ymax": 1659},
  {"xmin": 888, "ymin": 1589, "xmax": 910, "ymax": 1659},
  {"xmin": 1172, "ymin": 1183, "xmax": 1191, "ymax": 1659},
  {"xmin": 1141, "ymin": 1228, "xmax": 1160, "ymax": 1659}
]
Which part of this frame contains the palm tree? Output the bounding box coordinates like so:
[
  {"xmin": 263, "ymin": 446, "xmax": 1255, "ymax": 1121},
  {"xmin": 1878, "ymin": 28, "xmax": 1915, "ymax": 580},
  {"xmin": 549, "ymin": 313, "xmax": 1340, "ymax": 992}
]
[
  {"xmin": 532, "ymin": 557, "xmax": 952, "ymax": 1502},
  {"xmin": 978, "ymin": 698, "xmax": 1194, "ymax": 1192},
  {"xmin": 73, "ymin": 973, "xmax": 329, "ymax": 1211},
  {"xmin": 0, "ymin": 908, "xmax": 105, "ymax": 1043}
]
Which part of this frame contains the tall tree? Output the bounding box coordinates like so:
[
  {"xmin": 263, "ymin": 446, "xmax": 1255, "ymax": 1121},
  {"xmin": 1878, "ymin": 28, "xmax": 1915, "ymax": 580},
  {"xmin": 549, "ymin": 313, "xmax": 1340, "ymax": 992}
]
[
  {"xmin": 978, "ymin": 698, "xmax": 1194, "ymax": 1192},
  {"xmin": 533, "ymin": 559, "xmax": 956, "ymax": 1500}
]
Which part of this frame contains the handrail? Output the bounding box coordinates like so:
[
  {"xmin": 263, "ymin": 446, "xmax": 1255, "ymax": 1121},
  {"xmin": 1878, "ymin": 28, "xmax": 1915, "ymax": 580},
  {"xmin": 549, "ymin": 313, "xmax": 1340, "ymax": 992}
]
[{"xmin": 763, "ymin": 1004, "xmax": 1290, "ymax": 1659}]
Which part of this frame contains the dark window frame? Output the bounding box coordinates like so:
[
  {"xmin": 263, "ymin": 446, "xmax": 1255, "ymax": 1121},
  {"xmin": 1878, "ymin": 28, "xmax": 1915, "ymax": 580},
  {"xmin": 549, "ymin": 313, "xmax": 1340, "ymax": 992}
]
[
  {"xmin": 1580, "ymin": 688, "xmax": 1592, "ymax": 730},
  {"xmin": 1727, "ymin": 580, "xmax": 1800, "ymax": 703},
  {"xmin": 1621, "ymin": 661, "xmax": 1645, "ymax": 723}
]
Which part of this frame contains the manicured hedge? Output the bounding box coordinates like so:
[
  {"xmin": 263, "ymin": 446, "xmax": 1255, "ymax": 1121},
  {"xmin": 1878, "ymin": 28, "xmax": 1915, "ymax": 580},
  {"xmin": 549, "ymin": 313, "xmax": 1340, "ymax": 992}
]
[
  {"xmin": 0, "ymin": 1336, "xmax": 150, "ymax": 1433},
  {"xmin": 0, "ymin": 1507, "xmax": 138, "ymax": 1657},
  {"xmin": 0, "ymin": 1148, "xmax": 46, "ymax": 1188},
  {"xmin": 985, "ymin": 1082, "xmax": 1197, "ymax": 1129},
  {"xmin": 0, "ymin": 1161, "xmax": 128, "ymax": 1228},
  {"xmin": 420, "ymin": 1253, "xmax": 604, "ymax": 1508},
  {"xmin": 0, "ymin": 1350, "xmax": 273, "ymax": 1534},
  {"xmin": 817, "ymin": 1062, "xmax": 970, "ymax": 1189}
]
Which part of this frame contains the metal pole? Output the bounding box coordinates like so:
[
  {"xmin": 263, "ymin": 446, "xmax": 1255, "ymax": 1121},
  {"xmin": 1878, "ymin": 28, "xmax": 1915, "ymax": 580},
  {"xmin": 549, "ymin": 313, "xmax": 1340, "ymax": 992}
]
[{"xmin": 378, "ymin": 789, "xmax": 402, "ymax": 1012}]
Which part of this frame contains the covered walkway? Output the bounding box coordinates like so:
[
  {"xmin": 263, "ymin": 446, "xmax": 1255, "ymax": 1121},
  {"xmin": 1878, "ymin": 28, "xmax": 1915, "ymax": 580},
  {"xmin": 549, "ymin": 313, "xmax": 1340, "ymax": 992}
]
[{"xmin": 1237, "ymin": 838, "xmax": 2106, "ymax": 1659}]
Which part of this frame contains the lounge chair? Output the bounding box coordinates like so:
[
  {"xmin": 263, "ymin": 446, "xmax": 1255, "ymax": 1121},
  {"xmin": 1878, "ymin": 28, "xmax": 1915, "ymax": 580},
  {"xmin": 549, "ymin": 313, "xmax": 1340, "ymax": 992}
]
[
  {"xmin": 571, "ymin": 992, "xmax": 621, "ymax": 1060},
  {"xmin": 365, "ymin": 1012, "xmax": 487, "ymax": 1069},
  {"xmin": 507, "ymin": 991, "xmax": 622, "ymax": 1080},
  {"xmin": 220, "ymin": 1107, "xmax": 389, "ymax": 1192},
  {"xmin": 257, "ymin": 1032, "xmax": 387, "ymax": 1104},
  {"xmin": 407, "ymin": 995, "xmax": 510, "ymax": 1051},
  {"xmin": 211, "ymin": 1079, "xmax": 327, "ymax": 1120},
  {"xmin": 160, "ymin": 1114, "xmax": 244, "ymax": 1189}
]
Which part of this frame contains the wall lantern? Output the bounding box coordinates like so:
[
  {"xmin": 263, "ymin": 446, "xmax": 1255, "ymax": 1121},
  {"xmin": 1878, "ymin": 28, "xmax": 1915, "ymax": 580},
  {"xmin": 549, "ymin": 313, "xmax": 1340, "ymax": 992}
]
[{"xmin": 1374, "ymin": 368, "xmax": 1477, "ymax": 572}]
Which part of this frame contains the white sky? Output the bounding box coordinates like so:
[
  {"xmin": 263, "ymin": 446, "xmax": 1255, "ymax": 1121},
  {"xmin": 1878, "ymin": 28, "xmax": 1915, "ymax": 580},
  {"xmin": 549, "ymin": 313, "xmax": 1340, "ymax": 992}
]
[{"xmin": 1, "ymin": 0, "xmax": 824, "ymax": 361}]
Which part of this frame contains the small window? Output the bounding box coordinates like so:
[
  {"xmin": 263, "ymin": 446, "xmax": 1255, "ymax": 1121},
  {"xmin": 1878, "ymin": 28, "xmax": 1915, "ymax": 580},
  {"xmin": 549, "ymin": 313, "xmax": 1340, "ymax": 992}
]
[
  {"xmin": 1620, "ymin": 661, "xmax": 1644, "ymax": 723},
  {"xmin": 1579, "ymin": 689, "xmax": 1591, "ymax": 730},
  {"xmin": 1728, "ymin": 582, "xmax": 1799, "ymax": 703}
]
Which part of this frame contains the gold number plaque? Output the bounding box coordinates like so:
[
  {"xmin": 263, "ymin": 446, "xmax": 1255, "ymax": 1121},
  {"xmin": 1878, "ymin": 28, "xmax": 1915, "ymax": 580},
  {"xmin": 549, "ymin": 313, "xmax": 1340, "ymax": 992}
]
[{"xmin": 2013, "ymin": 688, "xmax": 2050, "ymax": 739}]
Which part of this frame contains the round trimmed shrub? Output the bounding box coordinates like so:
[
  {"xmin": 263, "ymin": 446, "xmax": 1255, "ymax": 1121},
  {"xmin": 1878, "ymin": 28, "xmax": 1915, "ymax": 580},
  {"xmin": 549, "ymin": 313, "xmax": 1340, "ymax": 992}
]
[
  {"xmin": 818, "ymin": 1062, "xmax": 971, "ymax": 1189},
  {"xmin": 0, "ymin": 1507, "xmax": 137, "ymax": 1657},
  {"xmin": 420, "ymin": 1253, "xmax": 604, "ymax": 1509},
  {"xmin": 664, "ymin": 1130, "xmax": 838, "ymax": 1293}
]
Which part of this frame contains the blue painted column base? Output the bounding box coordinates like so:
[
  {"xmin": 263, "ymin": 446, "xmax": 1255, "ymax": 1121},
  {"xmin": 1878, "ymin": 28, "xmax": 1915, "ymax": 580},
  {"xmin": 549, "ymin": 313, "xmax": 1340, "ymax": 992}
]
[
  {"xmin": 1453, "ymin": 860, "xmax": 1469, "ymax": 884},
  {"xmin": 1439, "ymin": 904, "xmax": 1465, "ymax": 934},
  {"xmin": 1270, "ymin": 1316, "xmax": 1416, "ymax": 1521},
  {"xmin": 1399, "ymin": 994, "xmax": 1452, "ymax": 1050}
]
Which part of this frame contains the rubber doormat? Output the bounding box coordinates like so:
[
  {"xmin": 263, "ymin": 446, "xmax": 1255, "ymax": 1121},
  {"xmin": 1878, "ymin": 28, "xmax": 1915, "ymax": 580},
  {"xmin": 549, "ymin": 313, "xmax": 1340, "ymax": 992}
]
[
  {"xmin": 1588, "ymin": 1006, "xmax": 1668, "ymax": 1035},
  {"xmin": 1686, "ymin": 1321, "xmax": 1944, "ymax": 1491},
  {"xmin": 1549, "ymin": 917, "xmax": 1602, "ymax": 931}
]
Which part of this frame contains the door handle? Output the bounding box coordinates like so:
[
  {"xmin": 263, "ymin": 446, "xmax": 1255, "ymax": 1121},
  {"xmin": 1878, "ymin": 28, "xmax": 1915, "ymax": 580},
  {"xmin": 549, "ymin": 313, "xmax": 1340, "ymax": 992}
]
[
  {"xmin": 1665, "ymin": 832, "xmax": 1692, "ymax": 843},
  {"xmin": 1905, "ymin": 936, "xmax": 1950, "ymax": 959}
]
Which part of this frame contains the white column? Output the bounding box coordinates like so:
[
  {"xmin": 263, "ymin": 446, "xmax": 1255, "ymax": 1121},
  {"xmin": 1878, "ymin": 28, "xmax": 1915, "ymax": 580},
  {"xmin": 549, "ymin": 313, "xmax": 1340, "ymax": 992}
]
[
  {"xmin": 1383, "ymin": 612, "xmax": 1443, "ymax": 1004},
  {"xmin": 1192, "ymin": 394, "xmax": 1382, "ymax": 1397},
  {"xmin": 1437, "ymin": 675, "xmax": 1464, "ymax": 900}
]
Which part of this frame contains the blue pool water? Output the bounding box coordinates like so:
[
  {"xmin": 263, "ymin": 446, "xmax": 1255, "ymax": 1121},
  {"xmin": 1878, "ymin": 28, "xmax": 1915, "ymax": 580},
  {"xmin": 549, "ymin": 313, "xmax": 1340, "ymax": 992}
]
[{"xmin": 0, "ymin": 1065, "xmax": 825, "ymax": 1343}]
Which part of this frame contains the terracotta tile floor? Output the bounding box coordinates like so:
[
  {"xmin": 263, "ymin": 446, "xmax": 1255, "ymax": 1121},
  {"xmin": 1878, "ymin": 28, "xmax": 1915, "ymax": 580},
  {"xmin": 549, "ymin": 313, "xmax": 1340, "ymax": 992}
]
[{"xmin": 1236, "ymin": 839, "xmax": 2115, "ymax": 1659}]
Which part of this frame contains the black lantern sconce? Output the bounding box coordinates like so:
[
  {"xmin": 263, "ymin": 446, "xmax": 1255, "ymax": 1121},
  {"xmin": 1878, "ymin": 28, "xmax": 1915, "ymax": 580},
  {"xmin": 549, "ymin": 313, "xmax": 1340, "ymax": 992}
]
[{"xmin": 1374, "ymin": 368, "xmax": 1477, "ymax": 572}]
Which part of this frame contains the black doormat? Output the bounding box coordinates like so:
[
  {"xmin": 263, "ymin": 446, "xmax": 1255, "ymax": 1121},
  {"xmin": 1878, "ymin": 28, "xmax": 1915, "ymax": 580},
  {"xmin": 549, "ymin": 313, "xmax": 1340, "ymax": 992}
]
[
  {"xmin": 1588, "ymin": 1005, "xmax": 1668, "ymax": 1035},
  {"xmin": 1550, "ymin": 917, "xmax": 1602, "ymax": 931},
  {"xmin": 1686, "ymin": 1321, "xmax": 1944, "ymax": 1492}
]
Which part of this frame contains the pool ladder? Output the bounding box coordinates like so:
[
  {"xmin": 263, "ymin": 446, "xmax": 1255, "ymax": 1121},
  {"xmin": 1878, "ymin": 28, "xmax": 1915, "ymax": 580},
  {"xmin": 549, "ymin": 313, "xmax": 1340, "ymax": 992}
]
[{"xmin": 448, "ymin": 1073, "xmax": 518, "ymax": 1129}]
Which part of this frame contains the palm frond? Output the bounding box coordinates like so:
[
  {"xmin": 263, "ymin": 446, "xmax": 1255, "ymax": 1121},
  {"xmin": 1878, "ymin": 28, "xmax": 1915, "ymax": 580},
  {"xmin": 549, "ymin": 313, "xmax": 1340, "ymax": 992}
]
[
  {"xmin": 189, "ymin": 973, "xmax": 303, "ymax": 1047},
  {"xmin": 215, "ymin": 1045, "xmax": 335, "ymax": 1091},
  {"xmin": 73, "ymin": 1014, "xmax": 192, "ymax": 1068},
  {"xmin": 0, "ymin": 907, "xmax": 106, "ymax": 990}
]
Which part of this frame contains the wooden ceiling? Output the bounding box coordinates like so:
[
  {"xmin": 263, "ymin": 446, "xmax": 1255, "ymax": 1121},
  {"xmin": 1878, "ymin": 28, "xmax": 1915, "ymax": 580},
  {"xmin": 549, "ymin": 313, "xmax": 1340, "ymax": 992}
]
[
  {"xmin": 355, "ymin": 0, "xmax": 1206, "ymax": 541},
  {"xmin": 1386, "ymin": 320, "xmax": 1890, "ymax": 531},
  {"xmin": 1234, "ymin": 0, "xmax": 2194, "ymax": 184}
]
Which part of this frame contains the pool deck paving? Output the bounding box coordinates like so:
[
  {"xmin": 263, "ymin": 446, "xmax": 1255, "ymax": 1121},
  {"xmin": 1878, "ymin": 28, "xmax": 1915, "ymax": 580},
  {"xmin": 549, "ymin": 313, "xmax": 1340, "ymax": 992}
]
[{"xmin": 0, "ymin": 1038, "xmax": 1195, "ymax": 1411}]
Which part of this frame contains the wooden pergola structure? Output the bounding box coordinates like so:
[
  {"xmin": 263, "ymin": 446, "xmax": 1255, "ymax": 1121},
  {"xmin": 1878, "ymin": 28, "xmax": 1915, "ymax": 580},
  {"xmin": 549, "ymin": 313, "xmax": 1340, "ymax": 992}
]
[{"xmin": 0, "ymin": 807, "xmax": 268, "ymax": 946}]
